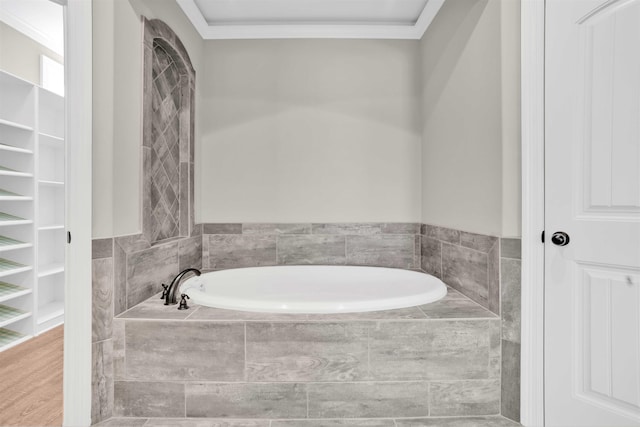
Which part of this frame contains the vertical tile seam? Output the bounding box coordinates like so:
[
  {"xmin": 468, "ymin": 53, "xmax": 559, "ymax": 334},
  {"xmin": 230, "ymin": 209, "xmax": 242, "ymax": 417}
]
[
  {"xmin": 244, "ymin": 322, "xmax": 248, "ymax": 382},
  {"xmin": 344, "ymin": 235, "xmax": 348, "ymax": 265}
]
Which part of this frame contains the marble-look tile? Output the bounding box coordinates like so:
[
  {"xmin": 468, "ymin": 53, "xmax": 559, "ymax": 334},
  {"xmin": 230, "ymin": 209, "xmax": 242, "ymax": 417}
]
[
  {"xmin": 188, "ymin": 305, "xmax": 308, "ymax": 321},
  {"xmin": 429, "ymin": 380, "xmax": 500, "ymax": 416},
  {"xmin": 191, "ymin": 223, "xmax": 203, "ymax": 237},
  {"xmin": 208, "ymin": 235, "xmax": 276, "ymax": 269},
  {"xmin": 114, "ymin": 381, "xmax": 184, "ymax": 418},
  {"xmin": 185, "ymin": 383, "xmax": 307, "ymax": 418},
  {"xmin": 272, "ymin": 420, "xmax": 395, "ymax": 427},
  {"xmin": 92, "ymin": 340, "xmax": 114, "ymax": 424},
  {"xmin": 501, "ymin": 258, "xmax": 522, "ymax": 343},
  {"xmin": 277, "ymin": 235, "xmax": 345, "ymax": 265},
  {"xmin": 312, "ymin": 223, "xmax": 382, "ymax": 235},
  {"xmin": 203, "ymin": 223, "xmax": 242, "ymax": 234},
  {"xmin": 421, "ymin": 237, "xmax": 441, "ymax": 278},
  {"xmin": 179, "ymin": 235, "xmax": 202, "ymax": 271},
  {"xmin": 92, "ymin": 258, "xmax": 113, "ymax": 342},
  {"xmin": 419, "ymin": 292, "xmax": 496, "ymax": 319},
  {"xmin": 368, "ymin": 320, "xmax": 500, "ymax": 380},
  {"xmin": 179, "ymin": 162, "xmax": 189, "ymax": 238},
  {"xmin": 242, "ymin": 223, "xmax": 312, "ymax": 235},
  {"xmin": 424, "ymin": 224, "xmax": 460, "ymax": 244},
  {"xmin": 305, "ymin": 306, "xmax": 427, "ymax": 321},
  {"xmin": 93, "ymin": 238, "xmax": 113, "ymax": 259},
  {"xmin": 380, "ymin": 223, "xmax": 420, "ymax": 234},
  {"xmin": 114, "ymin": 239, "xmax": 128, "ymax": 316},
  {"xmin": 126, "ymin": 241, "xmax": 180, "ymax": 309},
  {"xmin": 346, "ymin": 235, "xmax": 415, "ymax": 269},
  {"xmin": 414, "ymin": 235, "xmax": 421, "ymax": 270},
  {"xmin": 113, "ymin": 319, "xmax": 125, "ymax": 380},
  {"xmin": 125, "ymin": 321, "xmax": 244, "ymax": 381},
  {"xmin": 145, "ymin": 420, "xmax": 269, "ymax": 427},
  {"xmin": 307, "ymin": 382, "xmax": 429, "ymax": 418},
  {"xmin": 118, "ymin": 295, "xmax": 192, "ymax": 320},
  {"xmin": 502, "ymin": 340, "xmax": 521, "ymax": 423},
  {"xmin": 459, "ymin": 232, "xmax": 498, "ymax": 253},
  {"xmin": 93, "ymin": 418, "xmax": 148, "ymax": 427},
  {"xmin": 246, "ymin": 322, "xmax": 368, "ymax": 381},
  {"xmin": 115, "ymin": 234, "xmax": 151, "ymax": 254},
  {"xmin": 501, "ymin": 238, "xmax": 521, "ymax": 259},
  {"xmin": 442, "ymin": 243, "xmax": 489, "ymax": 306},
  {"xmin": 488, "ymin": 241, "xmax": 500, "ymax": 315},
  {"xmin": 395, "ymin": 416, "xmax": 520, "ymax": 427}
]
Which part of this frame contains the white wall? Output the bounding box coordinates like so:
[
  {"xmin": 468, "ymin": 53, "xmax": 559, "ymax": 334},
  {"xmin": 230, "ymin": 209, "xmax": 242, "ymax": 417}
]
[
  {"xmin": 91, "ymin": 0, "xmax": 203, "ymax": 238},
  {"xmin": 420, "ymin": 0, "xmax": 521, "ymax": 236},
  {"xmin": 0, "ymin": 21, "xmax": 63, "ymax": 85},
  {"xmin": 200, "ymin": 40, "xmax": 422, "ymax": 223}
]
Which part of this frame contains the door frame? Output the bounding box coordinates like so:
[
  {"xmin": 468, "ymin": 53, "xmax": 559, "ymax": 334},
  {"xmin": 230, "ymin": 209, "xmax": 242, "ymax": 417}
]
[
  {"xmin": 63, "ymin": 0, "xmax": 93, "ymax": 425},
  {"xmin": 521, "ymin": 0, "xmax": 546, "ymax": 425}
]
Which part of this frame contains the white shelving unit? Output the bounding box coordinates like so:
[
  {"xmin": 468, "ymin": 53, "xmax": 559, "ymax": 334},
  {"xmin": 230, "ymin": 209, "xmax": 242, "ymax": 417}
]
[{"xmin": 0, "ymin": 70, "xmax": 65, "ymax": 351}]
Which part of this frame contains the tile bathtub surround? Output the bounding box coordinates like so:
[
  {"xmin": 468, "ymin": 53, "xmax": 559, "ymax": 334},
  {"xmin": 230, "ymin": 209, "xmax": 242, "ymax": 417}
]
[
  {"xmin": 96, "ymin": 416, "xmax": 519, "ymax": 426},
  {"xmin": 500, "ymin": 238, "xmax": 522, "ymax": 423},
  {"xmin": 420, "ymin": 224, "xmax": 500, "ymax": 314},
  {"xmin": 203, "ymin": 223, "xmax": 421, "ymax": 270},
  {"xmin": 111, "ymin": 290, "xmax": 501, "ymax": 419},
  {"xmin": 92, "ymin": 238, "xmax": 115, "ymax": 424}
]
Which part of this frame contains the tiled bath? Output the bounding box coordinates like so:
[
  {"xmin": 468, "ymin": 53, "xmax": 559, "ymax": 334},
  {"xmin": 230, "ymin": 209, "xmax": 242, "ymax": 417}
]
[
  {"xmin": 92, "ymin": 225, "xmax": 522, "ymax": 425},
  {"xmin": 110, "ymin": 287, "xmax": 505, "ymax": 421}
]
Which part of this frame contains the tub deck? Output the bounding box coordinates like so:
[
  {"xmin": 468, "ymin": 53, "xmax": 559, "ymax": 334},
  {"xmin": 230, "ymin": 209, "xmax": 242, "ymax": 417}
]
[{"xmin": 107, "ymin": 287, "xmax": 511, "ymax": 423}]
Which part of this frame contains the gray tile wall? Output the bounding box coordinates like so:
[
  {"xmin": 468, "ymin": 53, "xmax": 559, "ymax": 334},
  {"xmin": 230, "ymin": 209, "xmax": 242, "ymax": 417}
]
[
  {"xmin": 112, "ymin": 295, "xmax": 501, "ymax": 420},
  {"xmin": 92, "ymin": 238, "xmax": 115, "ymax": 425},
  {"xmin": 420, "ymin": 224, "xmax": 499, "ymax": 314},
  {"xmin": 203, "ymin": 223, "xmax": 421, "ymax": 270},
  {"xmin": 91, "ymin": 228, "xmax": 203, "ymax": 424},
  {"xmin": 94, "ymin": 223, "xmax": 521, "ymax": 424},
  {"xmin": 500, "ymin": 238, "xmax": 521, "ymax": 423}
]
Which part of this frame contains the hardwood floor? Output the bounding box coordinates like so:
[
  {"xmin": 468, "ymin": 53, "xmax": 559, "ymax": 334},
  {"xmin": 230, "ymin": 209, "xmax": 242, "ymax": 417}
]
[{"xmin": 0, "ymin": 326, "xmax": 63, "ymax": 427}]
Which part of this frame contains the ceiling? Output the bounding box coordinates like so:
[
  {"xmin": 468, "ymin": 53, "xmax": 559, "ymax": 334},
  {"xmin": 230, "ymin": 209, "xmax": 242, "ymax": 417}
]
[
  {"xmin": 0, "ymin": 0, "xmax": 64, "ymax": 56},
  {"xmin": 177, "ymin": 0, "xmax": 446, "ymax": 40}
]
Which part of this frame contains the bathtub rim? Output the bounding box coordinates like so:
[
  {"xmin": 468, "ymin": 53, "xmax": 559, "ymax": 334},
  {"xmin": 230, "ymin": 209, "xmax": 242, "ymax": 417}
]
[{"xmin": 180, "ymin": 265, "xmax": 448, "ymax": 314}]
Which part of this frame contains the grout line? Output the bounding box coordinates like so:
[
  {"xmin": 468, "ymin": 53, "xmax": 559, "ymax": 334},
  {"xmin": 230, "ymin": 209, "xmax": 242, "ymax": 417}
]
[
  {"xmin": 393, "ymin": 419, "xmax": 399, "ymax": 427},
  {"xmin": 244, "ymin": 322, "xmax": 248, "ymax": 382},
  {"xmin": 306, "ymin": 386, "xmax": 310, "ymax": 419},
  {"xmin": 427, "ymin": 381, "xmax": 431, "ymax": 416}
]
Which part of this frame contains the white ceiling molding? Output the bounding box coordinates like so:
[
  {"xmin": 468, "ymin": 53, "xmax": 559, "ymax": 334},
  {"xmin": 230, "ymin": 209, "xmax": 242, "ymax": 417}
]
[
  {"xmin": 177, "ymin": 0, "xmax": 446, "ymax": 40},
  {"xmin": 0, "ymin": 0, "xmax": 64, "ymax": 56}
]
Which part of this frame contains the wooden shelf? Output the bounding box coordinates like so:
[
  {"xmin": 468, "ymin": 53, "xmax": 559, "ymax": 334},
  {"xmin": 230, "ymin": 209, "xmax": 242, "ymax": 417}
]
[
  {"xmin": 0, "ymin": 118, "xmax": 33, "ymax": 132},
  {"xmin": 0, "ymin": 328, "xmax": 31, "ymax": 352},
  {"xmin": 0, "ymin": 189, "xmax": 32, "ymax": 201},
  {"xmin": 38, "ymin": 180, "xmax": 64, "ymax": 187},
  {"xmin": 0, "ymin": 282, "xmax": 31, "ymax": 303},
  {"xmin": 0, "ymin": 259, "xmax": 32, "ymax": 278},
  {"xmin": 0, "ymin": 236, "xmax": 32, "ymax": 252},
  {"xmin": 38, "ymin": 263, "xmax": 64, "ymax": 278},
  {"xmin": 0, "ymin": 166, "xmax": 32, "ymax": 178},
  {"xmin": 0, "ymin": 304, "xmax": 31, "ymax": 328},
  {"xmin": 0, "ymin": 212, "xmax": 32, "ymax": 227},
  {"xmin": 0, "ymin": 143, "xmax": 32, "ymax": 155},
  {"xmin": 39, "ymin": 225, "xmax": 64, "ymax": 231},
  {"xmin": 39, "ymin": 133, "xmax": 64, "ymax": 143},
  {"xmin": 37, "ymin": 301, "xmax": 63, "ymax": 325}
]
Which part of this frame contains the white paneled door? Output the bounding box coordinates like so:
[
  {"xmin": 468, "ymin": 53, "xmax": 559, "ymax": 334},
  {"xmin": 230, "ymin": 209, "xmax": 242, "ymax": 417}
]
[{"xmin": 545, "ymin": 0, "xmax": 640, "ymax": 425}]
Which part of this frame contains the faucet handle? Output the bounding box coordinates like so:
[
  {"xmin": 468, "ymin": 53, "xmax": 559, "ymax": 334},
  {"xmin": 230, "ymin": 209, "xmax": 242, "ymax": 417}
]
[
  {"xmin": 178, "ymin": 294, "xmax": 190, "ymax": 310},
  {"xmin": 160, "ymin": 284, "xmax": 169, "ymax": 299}
]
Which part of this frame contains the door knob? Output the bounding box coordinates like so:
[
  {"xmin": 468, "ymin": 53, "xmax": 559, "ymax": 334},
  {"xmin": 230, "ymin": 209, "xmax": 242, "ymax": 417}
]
[{"xmin": 551, "ymin": 231, "xmax": 570, "ymax": 246}]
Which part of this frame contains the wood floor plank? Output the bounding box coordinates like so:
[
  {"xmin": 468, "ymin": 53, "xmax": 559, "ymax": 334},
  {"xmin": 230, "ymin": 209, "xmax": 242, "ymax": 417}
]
[{"xmin": 0, "ymin": 326, "xmax": 63, "ymax": 426}]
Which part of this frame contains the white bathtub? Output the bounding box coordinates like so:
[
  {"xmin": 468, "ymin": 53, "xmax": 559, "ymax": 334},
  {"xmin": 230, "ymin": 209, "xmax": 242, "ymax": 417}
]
[{"xmin": 180, "ymin": 265, "xmax": 447, "ymax": 314}]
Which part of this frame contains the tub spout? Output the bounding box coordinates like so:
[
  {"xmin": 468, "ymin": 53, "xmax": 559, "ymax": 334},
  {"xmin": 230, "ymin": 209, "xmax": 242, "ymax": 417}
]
[{"xmin": 164, "ymin": 268, "xmax": 201, "ymax": 305}]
